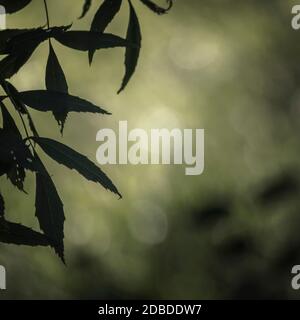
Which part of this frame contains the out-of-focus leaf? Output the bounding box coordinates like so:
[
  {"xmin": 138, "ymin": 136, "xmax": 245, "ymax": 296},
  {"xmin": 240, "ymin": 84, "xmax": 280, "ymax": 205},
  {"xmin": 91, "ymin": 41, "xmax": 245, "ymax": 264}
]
[
  {"xmin": 54, "ymin": 31, "xmax": 129, "ymax": 51},
  {"xmin": 118, "ymin": 0, "xmax": 141, "ymax": 93},
  {"xmin": 18, "ymin": 90, "xmax": 111, "ymax": 116},
  {"xmin": 0, "ymin": 0, "xmax": 32, "ymax": 14},
  {"xmin": 46, "ymin": 43, "xmax": 69, "ymax": 133},
  {"xmin": 0, "ymin": 192, "xmax": 4, "ymax": 216},
  {"xmin": 32, "ymin": 137, "xmax": 122, "ymax": 198},
  {"xmin": 0, "ymin": 218, "xmax": 50, "ymax": 247},
  {"xmin": 191, "ymin": 199, "xmax": 231, "ymax": 227},
  {"xmin": 257, "ymin": 174, "xmax": 299, "ymax": 205},
  {"xmin": 35, "ymin": 154, "xmax": 65, "ymax": 263},
  {"xmin": 139, "ymin": 0, "xmax": 172, "ymax": 15},
  {"xmin": 89, "ymin": 0, "xmax": 122, "ymax": 64},
  {"xmin": 79, "ymin": 0, "xmax": 92, "ymax": 19}
]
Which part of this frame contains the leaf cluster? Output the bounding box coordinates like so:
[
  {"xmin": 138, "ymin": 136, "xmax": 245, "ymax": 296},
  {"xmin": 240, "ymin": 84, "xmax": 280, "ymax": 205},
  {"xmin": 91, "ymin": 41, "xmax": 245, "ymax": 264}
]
[{"xmin": 0, "ymin": 0, "xmax": 172, "ymax": 262}]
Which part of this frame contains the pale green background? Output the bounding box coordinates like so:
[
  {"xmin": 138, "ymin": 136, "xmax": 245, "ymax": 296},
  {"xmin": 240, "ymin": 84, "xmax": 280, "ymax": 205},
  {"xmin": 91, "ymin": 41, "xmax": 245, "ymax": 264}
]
[{"xmin": 0, "ymin": 0, "xmax": 300, "ymax": 299}]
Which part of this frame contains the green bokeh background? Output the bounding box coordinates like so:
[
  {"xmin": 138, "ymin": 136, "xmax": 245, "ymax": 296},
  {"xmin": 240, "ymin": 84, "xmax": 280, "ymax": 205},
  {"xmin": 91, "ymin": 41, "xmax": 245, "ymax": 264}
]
[{"xmin": 1, "ymin": 0, "xmax": 300, "ymax": 299}]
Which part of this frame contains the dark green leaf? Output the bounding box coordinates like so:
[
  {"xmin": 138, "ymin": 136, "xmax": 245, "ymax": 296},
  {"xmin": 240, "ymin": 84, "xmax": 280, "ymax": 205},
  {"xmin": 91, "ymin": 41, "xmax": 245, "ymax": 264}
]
[
  {"xmin": 0, "ymin": 100, "xmax": 21, "ymax": 138},
  {"xmin": 7, "ymin": 163, "xmax": 26, "ymax": 192},
  {"xmin": 139, "ymin": 0, "xmax": 172, "ymax": 15},
  {"xmin": 0, "ymin": 192, "xmax": 4, "ymax": 216},
  {"xmin": 54, "ymin": 31, "xmax": 129, "ymax": 51},
  {"xmin": 46, "ymin": 43, "xmax": 68, "ymax": 93},
  {"xmin": 1, "ymin": 27, "xmax": 46, "ymax": 55},
  {"xmin": 46, "ymin": 43, "xmax": 69, "ymax": 133},
  {"xmin": 0, "ymin": 101, "xmax": 27, "ymax": 191},
  {"xmin": 32, "ymin": 137, "xmax": 122, "ymax": 198},
  {"xmin": 18, "ymin": 90, "xmax": 111, "ymax": 116},
  {"xmin": 79, "ymin": 0, "xmax": 92, "ymax": 19},
  {"xmin": 0, "ymin": 0, "xmax": 32, "ymax": 14},
  {"xmin": 2, "ymin": 80, "xmax": 26, "ymax": 114},
  {"xmin": 0, "ymin": 47, "xmax": 36, "ymax": 79},
  {"xmin": 89, "ymin": 0, "xmax": 122, "ymax": 64},
  {"xmin": 0, "ymin": 129, "xmax": 35, "ymax": 171},
  {"xmin": 0, "ymin": 27, "xmax": 70, "ymax": 78},
  {"xmin": 0, "ymin": 28, "xmax": 39, "ymax": 54},
  {"xmin": 35, "ymin": 154, "xmax": 65, "ymax": 262},
  {"xmin": 2, "ymin": 81, "xmax": 39, "ymax": 137},
  {"xmin": 118, "ymin": 0, "xmax": 141, "ymax": 93},
  {"xmin": 0, "ymin": 218, "xmax": 50, "ymax": 247}
]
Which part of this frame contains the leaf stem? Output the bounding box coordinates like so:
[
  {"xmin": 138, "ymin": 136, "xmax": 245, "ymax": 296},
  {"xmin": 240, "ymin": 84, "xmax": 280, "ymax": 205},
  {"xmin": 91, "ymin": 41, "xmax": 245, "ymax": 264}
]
[{"xmin": 43, "ymin": 0, "xmax": 50, "ymax": 29}]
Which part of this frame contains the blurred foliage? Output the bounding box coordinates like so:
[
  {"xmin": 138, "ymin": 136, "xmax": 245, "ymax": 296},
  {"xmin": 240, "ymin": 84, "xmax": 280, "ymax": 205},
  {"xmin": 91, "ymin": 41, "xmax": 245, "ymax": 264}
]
[{"xmin": 0, "ymin": 0, "xmax": 300, "ymax": 299}]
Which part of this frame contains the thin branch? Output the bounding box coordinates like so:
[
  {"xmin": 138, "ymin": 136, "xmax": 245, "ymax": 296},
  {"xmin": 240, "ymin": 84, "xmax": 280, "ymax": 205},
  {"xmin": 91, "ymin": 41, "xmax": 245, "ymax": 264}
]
[{"xmin": 43, "ymin": 0, "xmax": 50, "ymax": 29}]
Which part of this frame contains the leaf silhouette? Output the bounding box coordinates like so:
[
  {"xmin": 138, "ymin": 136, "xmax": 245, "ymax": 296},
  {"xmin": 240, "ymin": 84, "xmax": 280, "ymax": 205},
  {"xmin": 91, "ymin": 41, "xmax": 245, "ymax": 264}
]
[
  {"xmin": 46, "ymin": 43, "xmax": 69, "ymax": 133},
  {"xmin": 0, "ymin": 100, "xmax": 21, "ymax": 138},
  {"xmin": 0, "ymin": 27, "xmax": 70, "ymax": 79},
  {"xmin": 18, "ymin": 90, "xmax": 111, "ymax": 119},
  {"xmin": 118, "ymin": 0, "xmax": 141, "ymax": 94},
  {"xmin": 32, "ymin": 137, "xmax": 122, "ymax": 198},
  {"xmin": 0, "ymin": 0, "xmax": 32, "ymax": 14},
  {"xmin": 0, "ymin": 101, "xmax": 27, "ymax": 191},
  {"xmin": 0, "ymin": 218, "xmax": 50, "ymax": 247},
  {"xmin": 54, "ymin": 31, "xmax": 129, "ymax": 51},
  {"xmin": 0, "ymin": 28, "xmax": 40, "ymax": 54},
  {"xmin": 46, "ymin": 44, "xmax": 68, "ymax": 93},
  {"xmin": 0, "ymin": 129, "xmax": 35, "ymax": 171},
  {"xmin": 89, "ymin": 0, "xmax": 122, "ymax": 64},
  {"xmin": 0, "ymin": 192, "xmax": 4, "ymax": 216},
  {"xmin": 0, "ymin": 162, "xmax": 10, "ymax": 177},
  {"xmin": 0, "ymin": 47, "xmax": 36, "ymax": 79},
  {"xmin": 35, "ymin": 154, "xmax": 65, "ymax": 262},
  {"xmin": 1, "ymin": 27, "xmax": 47, "ymax": 55},
  {"xmin": 2, "ymin": 80, "xmax": 26, "ymax": 114},
  {"xmin": 2, "ymin": 81, "xmax": 39, "ymax": 137},
  {"xmin": 139, "ymin": 0, "xmax": 173, "ymax": 15},
  {"xmin": 79, "ymin": 0, "xmax": 92, "ymax": 19},
  {"xmin": 7, "ymin": 164, "xmax": 26, "ymax": 192}
]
